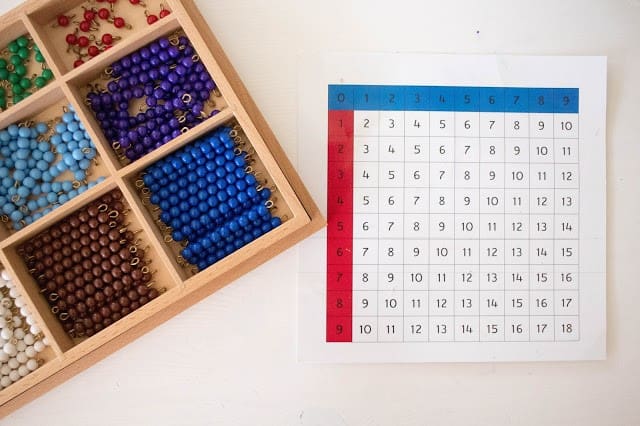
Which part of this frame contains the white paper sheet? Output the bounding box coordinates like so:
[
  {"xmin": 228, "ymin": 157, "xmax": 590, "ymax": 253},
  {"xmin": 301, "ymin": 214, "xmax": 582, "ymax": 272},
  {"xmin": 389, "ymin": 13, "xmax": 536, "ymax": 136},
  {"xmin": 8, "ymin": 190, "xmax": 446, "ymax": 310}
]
[{"xmin": 298, "ymin": 54, "xmax": 606, "ymax": 362}]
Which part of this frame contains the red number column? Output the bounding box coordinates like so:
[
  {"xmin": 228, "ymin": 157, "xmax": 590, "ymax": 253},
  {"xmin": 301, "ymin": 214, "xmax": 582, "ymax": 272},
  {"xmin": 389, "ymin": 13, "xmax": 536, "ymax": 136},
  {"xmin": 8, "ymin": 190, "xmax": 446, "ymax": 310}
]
[{"xmin": 327, "ymin": 110, "xmax": 354, "ymax": 342}]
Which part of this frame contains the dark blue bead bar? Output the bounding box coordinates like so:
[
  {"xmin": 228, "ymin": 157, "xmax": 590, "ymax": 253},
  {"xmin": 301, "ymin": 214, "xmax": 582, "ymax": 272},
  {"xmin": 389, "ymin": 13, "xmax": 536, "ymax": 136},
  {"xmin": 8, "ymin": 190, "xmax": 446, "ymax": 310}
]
[{"xmin": 139, "ymin": 125, "xmax": 281, "ymax": 272}]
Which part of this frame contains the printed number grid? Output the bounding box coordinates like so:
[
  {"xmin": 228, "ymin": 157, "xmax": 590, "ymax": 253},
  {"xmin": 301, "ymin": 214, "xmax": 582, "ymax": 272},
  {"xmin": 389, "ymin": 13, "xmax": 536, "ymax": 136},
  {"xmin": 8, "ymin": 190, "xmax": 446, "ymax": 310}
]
[{"xmin": 326, "ymin": 85, "xmax": 579, "ymax": 343}]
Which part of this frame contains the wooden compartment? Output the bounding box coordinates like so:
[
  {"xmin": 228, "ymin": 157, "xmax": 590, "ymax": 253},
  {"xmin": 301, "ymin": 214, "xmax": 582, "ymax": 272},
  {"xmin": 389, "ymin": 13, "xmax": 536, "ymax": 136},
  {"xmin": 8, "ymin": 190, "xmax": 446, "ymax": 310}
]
[
  {"xmin": 2, "ymin": 182, "xmax": 180, "ymax": 354},
  {"xmin": 0, "ymin": 261, "xmax": 57, "ymax": 392},
  {"xmin": 27, "ymin": 0, "xmax": 173, "ymax": 75},
  {"xmin": 0, "ymin": 18, "xmax": 56, "ymax": 118},
  {"xmin": 0, "ymin": 85, "xmax": 109, "ymax": 241},
  {"xmin": 0, "ymin": 0, "xmax": 324, "ymax": 417},
  {"xmin": 66, "ymin": 22, "xmax": 229, "ymax": 169},
  {"xmin": 126, "ymin": 117, "xmax": 296, "ymax": 281}
]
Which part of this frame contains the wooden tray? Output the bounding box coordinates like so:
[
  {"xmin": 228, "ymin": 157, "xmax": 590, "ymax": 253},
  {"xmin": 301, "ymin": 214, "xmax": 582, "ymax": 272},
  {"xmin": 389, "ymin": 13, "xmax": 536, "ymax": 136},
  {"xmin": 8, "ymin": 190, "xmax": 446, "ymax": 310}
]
[{"xmin": 0, "ymin": 0, "xmax": 324, "ymax": 416}]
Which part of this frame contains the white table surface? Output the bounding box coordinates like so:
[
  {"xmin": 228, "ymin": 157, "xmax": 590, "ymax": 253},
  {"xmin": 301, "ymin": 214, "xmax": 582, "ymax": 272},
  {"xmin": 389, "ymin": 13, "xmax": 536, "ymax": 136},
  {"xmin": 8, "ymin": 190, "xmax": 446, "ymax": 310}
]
[{"xmin": 1, "ymin": 1, "xmax": 639, "ymax": 425}]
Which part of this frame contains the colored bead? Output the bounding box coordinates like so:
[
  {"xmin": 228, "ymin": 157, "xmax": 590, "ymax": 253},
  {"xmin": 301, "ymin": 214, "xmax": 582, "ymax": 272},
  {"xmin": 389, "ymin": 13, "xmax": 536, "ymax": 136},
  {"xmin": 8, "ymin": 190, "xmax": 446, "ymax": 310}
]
[{"xmin": 146, "ymin": 14, "xmax": 159, "ymax": 25}]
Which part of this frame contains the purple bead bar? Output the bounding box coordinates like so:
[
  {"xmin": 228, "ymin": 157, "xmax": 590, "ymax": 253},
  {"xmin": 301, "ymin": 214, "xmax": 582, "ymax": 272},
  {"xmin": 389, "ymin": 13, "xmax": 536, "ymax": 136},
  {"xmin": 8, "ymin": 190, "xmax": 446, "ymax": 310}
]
[{"xmin": 86, "ymin": 34, "xmax": 220, "ymax": 163}]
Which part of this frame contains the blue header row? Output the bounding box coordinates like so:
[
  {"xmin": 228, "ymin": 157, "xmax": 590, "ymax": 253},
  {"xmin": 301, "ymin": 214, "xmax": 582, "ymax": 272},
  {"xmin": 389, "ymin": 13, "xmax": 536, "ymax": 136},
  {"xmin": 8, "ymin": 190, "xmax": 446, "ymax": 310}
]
[{"xmin": 328, "ymin": 85, "xmax": 579, "ymax": 113}]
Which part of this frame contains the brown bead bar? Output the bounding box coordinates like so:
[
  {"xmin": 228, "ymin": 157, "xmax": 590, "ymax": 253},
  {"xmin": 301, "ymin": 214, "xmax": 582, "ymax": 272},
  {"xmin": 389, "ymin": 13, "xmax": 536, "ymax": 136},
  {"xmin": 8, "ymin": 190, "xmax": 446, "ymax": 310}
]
[{"xmin": 17, "ymin": 190, "xmax": 160, "ymax": 339}]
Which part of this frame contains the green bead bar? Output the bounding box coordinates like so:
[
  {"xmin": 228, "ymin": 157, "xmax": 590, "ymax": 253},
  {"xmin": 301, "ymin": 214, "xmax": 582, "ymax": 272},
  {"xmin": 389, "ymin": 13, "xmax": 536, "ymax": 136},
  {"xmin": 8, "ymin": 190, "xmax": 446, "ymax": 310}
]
[{"xmin": 0, "ymin": 37, "xmax": 54, "ymax": 109}]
